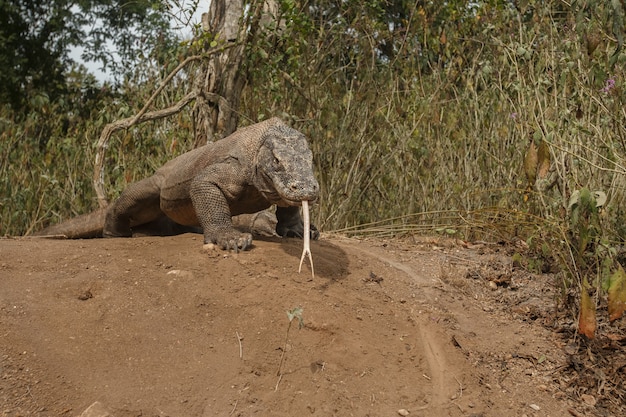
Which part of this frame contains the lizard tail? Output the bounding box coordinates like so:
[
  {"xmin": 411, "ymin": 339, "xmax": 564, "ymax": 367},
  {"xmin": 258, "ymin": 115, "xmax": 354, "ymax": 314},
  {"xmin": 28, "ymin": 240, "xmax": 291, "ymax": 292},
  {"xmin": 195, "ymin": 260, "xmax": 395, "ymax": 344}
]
[{"xmin": 32, "ymin": 208, "xmax": 107, "ymax": 239}]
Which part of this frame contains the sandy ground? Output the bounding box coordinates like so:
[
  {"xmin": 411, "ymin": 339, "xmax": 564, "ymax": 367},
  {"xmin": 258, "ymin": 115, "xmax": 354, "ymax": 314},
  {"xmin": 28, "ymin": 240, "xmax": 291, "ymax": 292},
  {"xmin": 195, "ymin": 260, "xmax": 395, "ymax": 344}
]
[{"xmin": 0, "ymin": 233, "xmax": 624, "ymax": 417}]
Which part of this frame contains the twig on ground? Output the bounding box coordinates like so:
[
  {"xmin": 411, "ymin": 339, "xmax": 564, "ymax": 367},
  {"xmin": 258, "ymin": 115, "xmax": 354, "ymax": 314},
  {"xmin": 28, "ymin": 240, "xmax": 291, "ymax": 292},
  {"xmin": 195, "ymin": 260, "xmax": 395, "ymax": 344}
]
[
  {"xmin": 236, "ymin": 331, "xmax": 243, "ymax": 359},
  {"xmin": 229, "ymin": 399, "xmax": 238, "ymax": 416}
]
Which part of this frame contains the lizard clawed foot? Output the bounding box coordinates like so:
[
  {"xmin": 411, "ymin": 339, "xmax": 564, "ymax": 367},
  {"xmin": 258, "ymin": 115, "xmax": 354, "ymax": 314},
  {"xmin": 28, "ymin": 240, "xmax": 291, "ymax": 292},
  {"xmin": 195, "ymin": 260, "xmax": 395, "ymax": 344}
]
[{"xmin": 207, "ymin": 229, "xmax": 253, "ymax": 252}]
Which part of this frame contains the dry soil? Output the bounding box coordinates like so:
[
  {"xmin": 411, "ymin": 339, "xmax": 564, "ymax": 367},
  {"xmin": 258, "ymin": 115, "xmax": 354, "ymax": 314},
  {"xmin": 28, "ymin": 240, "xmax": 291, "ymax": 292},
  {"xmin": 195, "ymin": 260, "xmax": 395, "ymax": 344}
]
[{"xmin": 1, "ymin": 233, "xmax": 624, "ymax": 417}]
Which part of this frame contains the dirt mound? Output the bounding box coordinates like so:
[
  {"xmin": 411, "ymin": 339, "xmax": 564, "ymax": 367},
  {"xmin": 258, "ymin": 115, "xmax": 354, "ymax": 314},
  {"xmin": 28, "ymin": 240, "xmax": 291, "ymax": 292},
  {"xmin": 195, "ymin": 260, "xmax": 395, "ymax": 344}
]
[{"xmin": 0, "ymin": 234, "xmax": 623, "ymax": 416}]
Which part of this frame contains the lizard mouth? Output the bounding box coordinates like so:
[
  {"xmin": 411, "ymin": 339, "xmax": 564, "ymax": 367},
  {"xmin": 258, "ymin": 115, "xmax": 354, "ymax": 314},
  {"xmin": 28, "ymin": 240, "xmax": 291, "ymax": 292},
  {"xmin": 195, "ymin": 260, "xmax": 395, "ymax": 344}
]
[
  {"xmin": 261, "ymin": 189, "xmax": 317, "ymax": 207},
  {"xmin": 278, "ymin": 186, "xmax": 319, "ymax": 206},
  {"xmin": 268, "ymin": 194, "xmax": 314, "ymax": 207},
  {"xmin": 282, "ymin": 197, "xmax": 315, "ymax": 206}
]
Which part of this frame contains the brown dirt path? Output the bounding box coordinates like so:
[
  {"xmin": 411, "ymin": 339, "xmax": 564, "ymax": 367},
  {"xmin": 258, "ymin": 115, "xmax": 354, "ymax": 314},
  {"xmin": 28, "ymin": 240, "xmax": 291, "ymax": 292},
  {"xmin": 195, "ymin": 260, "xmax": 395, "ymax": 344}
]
[{"xmin": 0, "ymin": 234, "xmax": 612, "ymax": 416}]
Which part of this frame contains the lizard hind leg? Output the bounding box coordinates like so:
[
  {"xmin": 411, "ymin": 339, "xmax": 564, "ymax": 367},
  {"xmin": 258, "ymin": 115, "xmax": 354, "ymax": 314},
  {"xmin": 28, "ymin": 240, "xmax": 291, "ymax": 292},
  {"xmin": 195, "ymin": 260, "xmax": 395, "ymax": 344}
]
[{"xmin": 103, "ymin": 176, "xmax": 165, "ymax": 238}]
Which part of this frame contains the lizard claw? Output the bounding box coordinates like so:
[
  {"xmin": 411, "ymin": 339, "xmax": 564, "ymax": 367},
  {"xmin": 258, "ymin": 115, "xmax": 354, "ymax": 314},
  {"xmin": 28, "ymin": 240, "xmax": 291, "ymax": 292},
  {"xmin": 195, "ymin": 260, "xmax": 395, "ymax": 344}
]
[{"xmin": 213, "ymin": 231, "xmax": 253, "ymax": 252}]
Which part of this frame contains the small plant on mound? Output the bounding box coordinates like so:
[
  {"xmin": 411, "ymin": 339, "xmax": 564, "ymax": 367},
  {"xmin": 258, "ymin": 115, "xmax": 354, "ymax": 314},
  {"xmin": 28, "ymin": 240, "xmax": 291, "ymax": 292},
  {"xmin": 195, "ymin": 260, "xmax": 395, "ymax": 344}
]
[{"xmin": 275, "ymin": 306, "xmax": 304, "ymax": 390}]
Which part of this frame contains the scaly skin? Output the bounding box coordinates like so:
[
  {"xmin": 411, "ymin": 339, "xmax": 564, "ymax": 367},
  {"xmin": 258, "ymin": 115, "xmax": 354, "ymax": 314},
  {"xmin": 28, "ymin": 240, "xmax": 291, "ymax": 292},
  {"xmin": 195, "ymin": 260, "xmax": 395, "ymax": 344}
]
[{"xmin": 34, "ymin": 118, "xmax": 320, "ymax": 250}]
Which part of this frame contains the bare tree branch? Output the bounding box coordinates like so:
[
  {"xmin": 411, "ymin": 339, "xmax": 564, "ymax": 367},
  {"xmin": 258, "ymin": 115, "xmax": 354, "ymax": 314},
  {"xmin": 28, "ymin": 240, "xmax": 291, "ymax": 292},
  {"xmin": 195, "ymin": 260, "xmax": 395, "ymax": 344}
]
[
  {"xmin": 92, "ymin": 43, "xmax": 239, "ymax": 207},
  {"xmin": 93, "ymin": 91, "xmax": 198, "ymax": 207}
]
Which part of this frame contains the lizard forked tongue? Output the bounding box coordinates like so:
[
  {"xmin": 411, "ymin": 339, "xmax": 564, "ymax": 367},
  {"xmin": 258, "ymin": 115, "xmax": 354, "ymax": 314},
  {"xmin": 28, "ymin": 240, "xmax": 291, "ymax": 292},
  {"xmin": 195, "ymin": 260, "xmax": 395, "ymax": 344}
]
[{"xmin": 298, "ymin": 200, "xmax": 314, "ymax": 278}]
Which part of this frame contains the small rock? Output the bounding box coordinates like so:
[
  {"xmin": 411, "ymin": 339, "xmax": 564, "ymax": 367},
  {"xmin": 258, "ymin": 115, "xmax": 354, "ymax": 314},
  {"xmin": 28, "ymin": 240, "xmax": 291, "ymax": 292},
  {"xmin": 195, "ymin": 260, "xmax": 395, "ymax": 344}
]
[
  {"xmin": 78, "ymin": 290, "xmax": 93, "ymax": 301},
  {"xmin": 529, "ymin": 403, "xmax": 541, "ymax": 411},
  {"xmin": 488, "ymin": 281, "xmax": 498, "ymax": 290},
  {"xmin": 397, "ymin": 409, "xmax": 410, "ymax": 416}
]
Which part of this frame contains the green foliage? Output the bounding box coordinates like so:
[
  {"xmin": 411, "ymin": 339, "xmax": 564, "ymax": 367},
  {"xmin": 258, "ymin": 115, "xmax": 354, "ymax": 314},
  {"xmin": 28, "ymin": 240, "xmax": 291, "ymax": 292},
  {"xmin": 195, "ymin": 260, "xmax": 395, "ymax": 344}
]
[
  {"xmin": 0, "ymin": 59, "xmax": 194, "ymax": 236},
  {"xmin": 0, "ymin": 85, "xmax": 100, "ymax": 234},
  {"xmin": 568, "ymin": 188, "xmax": 604, "ymax": 269},
  {"xmin": 0, "ymin": 0, "xmax": 174, "ymax": 111},
  {"xmin": 0, "ymin": 0, "xmax": 195, "ymax": 236},
  {"xmin": 0, "ymin": 1, "xmax": 68, "ymax": 109}
]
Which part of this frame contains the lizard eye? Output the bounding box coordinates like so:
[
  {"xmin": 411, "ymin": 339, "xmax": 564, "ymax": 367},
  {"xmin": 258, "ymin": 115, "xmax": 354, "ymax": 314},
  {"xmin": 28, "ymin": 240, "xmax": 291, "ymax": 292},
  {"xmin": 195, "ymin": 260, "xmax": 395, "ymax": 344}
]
[{"xmin": 273, "ymin": 156, "xmax": 286, "ymax": 172}]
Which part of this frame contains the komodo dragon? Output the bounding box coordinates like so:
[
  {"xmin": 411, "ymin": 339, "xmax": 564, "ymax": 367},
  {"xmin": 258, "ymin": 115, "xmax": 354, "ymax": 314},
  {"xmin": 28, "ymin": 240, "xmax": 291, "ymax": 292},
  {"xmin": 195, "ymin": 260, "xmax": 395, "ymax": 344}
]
[{"xmin": 34, "ymin": 117, "xmax": 320, "ymax": 250}]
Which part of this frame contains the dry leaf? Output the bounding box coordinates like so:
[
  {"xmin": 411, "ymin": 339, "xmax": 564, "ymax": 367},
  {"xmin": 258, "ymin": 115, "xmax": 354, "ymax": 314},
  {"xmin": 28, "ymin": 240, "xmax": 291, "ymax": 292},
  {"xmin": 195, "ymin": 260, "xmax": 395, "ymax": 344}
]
[
  {"xmin": 608, "ymin": 265, "xmax": 626, "ymax": 322},
  {"xmin": 524, "ymin": 140, "xmax": 538, "ymax": 185},
  {"xmin": 578, "ymin": 280, "xmax": 596, "ymax": 339},
  {"xmin": 537, "ymin": 140, "xmax": 551, "ymax": 179}
]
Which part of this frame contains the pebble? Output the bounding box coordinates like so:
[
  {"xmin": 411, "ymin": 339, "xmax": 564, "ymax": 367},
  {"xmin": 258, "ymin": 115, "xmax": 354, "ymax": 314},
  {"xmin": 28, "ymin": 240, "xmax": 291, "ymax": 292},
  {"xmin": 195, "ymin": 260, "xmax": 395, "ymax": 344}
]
[
  {"xmin": 397, "ymin": 409, "xmax": 409, "ymax": 416},
  {"xmin": 529, "ymin": 403, "xmax": 541, "ymax": 411},
  {"xmin": 78, "ymin": 290, "xmax": 93, "ymax": 301}
]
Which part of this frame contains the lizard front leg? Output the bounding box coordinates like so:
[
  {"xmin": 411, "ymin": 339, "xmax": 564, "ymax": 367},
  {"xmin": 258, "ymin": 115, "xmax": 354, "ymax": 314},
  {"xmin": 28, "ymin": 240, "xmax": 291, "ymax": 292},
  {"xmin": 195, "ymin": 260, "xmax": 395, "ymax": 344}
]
[{"xmin": 190, "ymin": 175, "xmax": 253, "ymax": 251}]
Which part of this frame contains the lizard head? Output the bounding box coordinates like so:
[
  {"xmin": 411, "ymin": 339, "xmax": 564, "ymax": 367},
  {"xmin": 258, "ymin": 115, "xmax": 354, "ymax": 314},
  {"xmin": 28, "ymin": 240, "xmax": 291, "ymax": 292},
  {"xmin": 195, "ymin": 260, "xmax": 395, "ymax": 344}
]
[{"xmin": 255, "ymin": 125, "xmax": 319, "ymax": 206}]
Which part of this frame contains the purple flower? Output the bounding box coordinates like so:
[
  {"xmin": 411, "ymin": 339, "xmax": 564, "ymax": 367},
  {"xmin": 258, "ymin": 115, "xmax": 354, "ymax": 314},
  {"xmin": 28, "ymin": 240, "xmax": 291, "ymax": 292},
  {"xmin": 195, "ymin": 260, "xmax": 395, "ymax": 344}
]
[
  {"xmin": 601, "ymin": 76, "xmax": 616, "ymax": 93},
  {"xmin": 510, "ymin": 112, "xmax": 518, "ymax": 119}
]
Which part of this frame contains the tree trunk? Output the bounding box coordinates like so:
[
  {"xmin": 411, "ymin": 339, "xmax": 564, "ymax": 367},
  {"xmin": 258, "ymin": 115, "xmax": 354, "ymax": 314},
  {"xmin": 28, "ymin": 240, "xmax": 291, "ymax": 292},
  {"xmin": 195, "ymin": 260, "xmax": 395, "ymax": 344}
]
[
  {"xmin": 192, "ymin": 0, "xmax": 281, "ymax": 145},
  {"xmin": 192, "ymin": 0, "xmax": 246, "ymax": 145}
]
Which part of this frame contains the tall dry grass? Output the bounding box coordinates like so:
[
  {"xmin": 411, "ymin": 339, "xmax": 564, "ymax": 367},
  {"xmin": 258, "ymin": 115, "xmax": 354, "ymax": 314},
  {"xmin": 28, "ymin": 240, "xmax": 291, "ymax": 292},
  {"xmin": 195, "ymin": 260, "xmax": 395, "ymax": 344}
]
[{"xmin": 242, "ymin": 1, "xmax": 626, "ymax": 244}]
